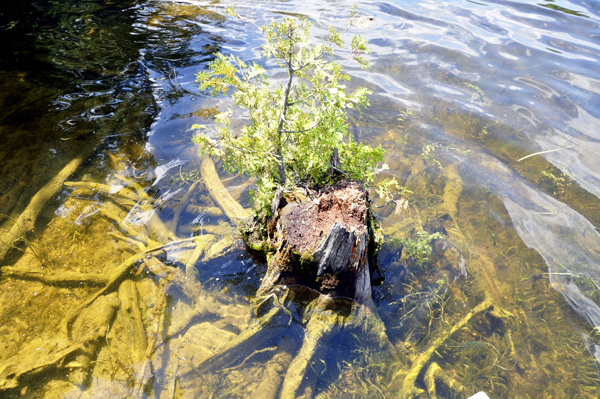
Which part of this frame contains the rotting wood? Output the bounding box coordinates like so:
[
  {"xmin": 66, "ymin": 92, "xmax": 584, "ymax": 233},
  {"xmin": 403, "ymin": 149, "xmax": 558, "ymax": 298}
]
[
  {"xmin": 0, "ymin": 156, "xmax": 83, "ymax": 263},
  {"xmin": 193, "ymin": 180, "xmax": 399, "ymax": 397}
]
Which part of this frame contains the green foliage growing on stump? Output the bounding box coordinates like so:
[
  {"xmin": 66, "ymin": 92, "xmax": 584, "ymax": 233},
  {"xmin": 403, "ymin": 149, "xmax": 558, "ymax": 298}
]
[{"xmin": 193, "ymin": 6, "xmax": 403, "ymax": 213}]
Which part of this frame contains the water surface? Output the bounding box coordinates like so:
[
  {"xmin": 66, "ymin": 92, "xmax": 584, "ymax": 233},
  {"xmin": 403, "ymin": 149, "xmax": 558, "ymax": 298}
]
[{"xmin": 1, "ymin": 0, "xmax": 600, "ymax": 397}]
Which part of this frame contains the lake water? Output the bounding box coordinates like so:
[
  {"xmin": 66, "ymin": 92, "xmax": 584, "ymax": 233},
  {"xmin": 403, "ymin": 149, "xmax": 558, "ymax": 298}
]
[{"xmin": 1, "ymin": 0, "xmax": 600, "ymax": 397}]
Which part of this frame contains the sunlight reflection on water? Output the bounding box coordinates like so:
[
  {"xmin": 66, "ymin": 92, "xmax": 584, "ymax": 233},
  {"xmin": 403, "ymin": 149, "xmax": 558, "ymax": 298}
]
[{"xmin": 2, "ymin": 0, "xmax": 600, "ymax": 396}]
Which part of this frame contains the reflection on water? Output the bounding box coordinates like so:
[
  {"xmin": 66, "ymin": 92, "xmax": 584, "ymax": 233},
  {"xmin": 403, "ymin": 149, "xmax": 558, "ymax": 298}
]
[{"xmin": 1, "ymin": 0, "xmax": 600, "ymax": 397}]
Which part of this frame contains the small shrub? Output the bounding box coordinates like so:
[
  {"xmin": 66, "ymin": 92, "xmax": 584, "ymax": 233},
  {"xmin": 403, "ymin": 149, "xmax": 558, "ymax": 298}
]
[{"xmin": 193, "ymin": 6, "xmax": 405, "ymax": 213}]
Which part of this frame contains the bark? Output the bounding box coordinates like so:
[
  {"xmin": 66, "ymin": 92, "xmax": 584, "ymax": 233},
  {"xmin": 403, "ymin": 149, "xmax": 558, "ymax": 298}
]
[{"xmin": 234, "ymin": 180, "xmax": 397, "ymax": 397}]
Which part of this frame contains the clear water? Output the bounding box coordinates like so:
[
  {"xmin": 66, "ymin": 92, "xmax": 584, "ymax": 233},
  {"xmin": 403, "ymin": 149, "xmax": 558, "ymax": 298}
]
[{"xmin": 1, "ymin": 0, "xmax": 600, "ymax": 397}]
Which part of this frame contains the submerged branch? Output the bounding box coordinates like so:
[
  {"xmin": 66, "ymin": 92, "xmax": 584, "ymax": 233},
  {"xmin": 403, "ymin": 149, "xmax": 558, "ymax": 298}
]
[{"xmin": 394, "ymin": 297, "xmax": 494, "ymax": 398}]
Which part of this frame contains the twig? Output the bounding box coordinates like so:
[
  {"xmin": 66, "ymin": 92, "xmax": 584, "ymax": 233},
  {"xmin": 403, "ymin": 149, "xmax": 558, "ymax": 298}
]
[
  {"xmin": 517, "ymin": 146, "xmax": 574, "ymax": 162},
  {"xmin": 366, "ymin": 377, "xmax": 386, "ymax": 399},
  {"xmin": 282, "ymin": 118, "xmax": 322, "ymax": 134}
]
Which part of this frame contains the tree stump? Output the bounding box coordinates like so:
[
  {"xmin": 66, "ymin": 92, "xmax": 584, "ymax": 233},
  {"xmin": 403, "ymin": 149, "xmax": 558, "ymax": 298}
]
[
  {"xmin": 203, "ymin": 180, "xmax": 397, "ymax": 398},
  {"xmin": 243, "ymin": 179, "xmax": 382, "ymax": 303}
]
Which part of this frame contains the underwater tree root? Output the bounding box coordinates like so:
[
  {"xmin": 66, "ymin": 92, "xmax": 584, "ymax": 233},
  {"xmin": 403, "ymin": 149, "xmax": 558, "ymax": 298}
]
[
  {"xmin": 393, "ymin": 297, "xmax": 493, "ymax": 398},
  {"xmin": 64, "ymin": 181, "xmax": 140, "ymax": 202},
  {"xmin": 0, "ymin": 341, "xmax": 85, "ymax": 391},
  {"xmin": 70, "ymin": 176, "xmax": 178, "ymax": 245},
  {"xmin": 191, "ymin": 306, "xmax": 286, "ymax": 376},
  {"xmin": 249, "ymin": 340, "xmax": 295, "ymax": 399},
  {"xmin": 281, "ymin": 313, "xmax": 338, "ymax": 399},
  {"xmin": 0, "ymin": 266, "xmax": 111, "ymax": 286},
  {"xmin": 170, "ymin": 180, "xmax": 201, "ymax": 233},
  {"xmin": 62, "ymin": 252, "xmax": 147, "ymax": 336},
  {"xmin": 133, "ymin": 270, "xmax": 170, "ymax": 398},
  {"xmin": 200, "ymin": 157, "xmax": 252, "ymax": 224},
  {"xmin": 118, "ymin": 279, "xmax": 148, "ymax": 365},
  {"xmin": 424, "ymin": 362, "xmax": 465, "ymax": 399},
  {"xmin": 0, "ymin": 156, "xmax": 83, "ymax": 263},
  {"xmin": 0, "ymin": 293, "xmax": 120, "ymax": 392}
]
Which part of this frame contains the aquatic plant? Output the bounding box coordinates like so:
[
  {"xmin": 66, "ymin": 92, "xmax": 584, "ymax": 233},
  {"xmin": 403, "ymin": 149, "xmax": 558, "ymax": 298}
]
[
  {"xmin": 421, "ymin": 142, "xmax": 470, "ymax": 169},
  {"xmin": 192, "ymin": 6, "xmax": 404, "ymax": 212},
  {"xmin": 400, "ymin": 230, "xmax": 445, "ymax": 267},
  {"xmin": 535, "ymin": 167, "xmax": 571, "ymax": 200}
]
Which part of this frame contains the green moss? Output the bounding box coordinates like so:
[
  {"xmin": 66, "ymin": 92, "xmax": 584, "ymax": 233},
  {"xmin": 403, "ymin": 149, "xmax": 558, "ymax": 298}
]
[
  {"xmin": 367, "ymin": 207, "xmax": 384, "ymax": 258},
  {"xmin": 238, "ymin": 212, "xmax": 274, "ymax": 257}
]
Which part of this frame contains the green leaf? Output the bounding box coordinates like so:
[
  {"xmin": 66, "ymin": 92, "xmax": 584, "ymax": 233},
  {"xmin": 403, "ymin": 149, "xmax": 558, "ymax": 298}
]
[{"xmin": 192, "ymin": 12, "xmax": 406, "ymax": 214}]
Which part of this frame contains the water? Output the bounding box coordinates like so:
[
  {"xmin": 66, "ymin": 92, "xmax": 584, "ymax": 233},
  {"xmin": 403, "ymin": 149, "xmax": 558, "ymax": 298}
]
[{"xmin": 1, "ymin": 0, "xmax": 600, "ymax": 397}]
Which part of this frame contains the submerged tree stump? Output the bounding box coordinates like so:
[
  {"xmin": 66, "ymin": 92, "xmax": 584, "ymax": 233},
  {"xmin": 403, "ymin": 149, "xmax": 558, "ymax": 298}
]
[
  {"xmin": 242, "ymin": 179, "xmax": 382, "ymax": 302},
  {"xmin": 237, "ymin": 179, "xmax": 394, "ymax": 398}
]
